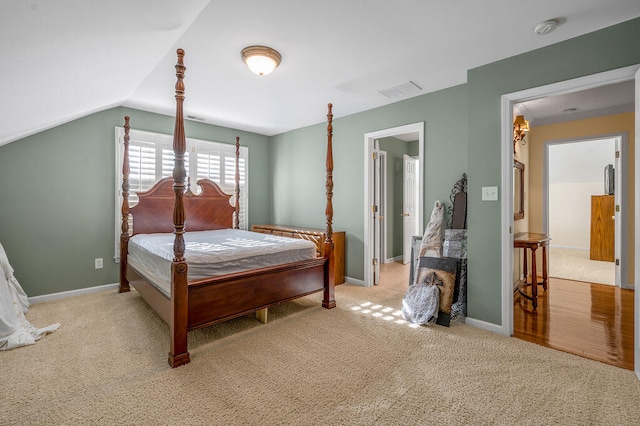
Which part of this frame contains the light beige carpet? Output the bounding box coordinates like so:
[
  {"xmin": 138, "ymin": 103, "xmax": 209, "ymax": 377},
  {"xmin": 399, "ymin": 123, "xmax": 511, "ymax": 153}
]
[
  {"xmin": 2, "ymin": 283, "xmax": 640, "ymax": 425},
  {"xmin": 549, "ymin": 247, "xmax": 615, "ymax": 286}
]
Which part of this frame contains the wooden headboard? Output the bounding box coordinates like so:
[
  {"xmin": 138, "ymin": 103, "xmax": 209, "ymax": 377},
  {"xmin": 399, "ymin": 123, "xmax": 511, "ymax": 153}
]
[{"xmin": 130, "ymin": 177, "xmax": 235, "ymax": 235}]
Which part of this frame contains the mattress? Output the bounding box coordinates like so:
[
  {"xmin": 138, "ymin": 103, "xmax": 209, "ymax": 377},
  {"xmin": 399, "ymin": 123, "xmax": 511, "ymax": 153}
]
[{"xmin": 127, "ymin": 229, "xmax": 317, "ymax": 296}]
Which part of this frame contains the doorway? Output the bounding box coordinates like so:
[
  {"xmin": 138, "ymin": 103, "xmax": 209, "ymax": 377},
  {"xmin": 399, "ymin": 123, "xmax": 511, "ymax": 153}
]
[
  {"xmin": 545, "ymin": 136, "xmax": 627, "ymax": 288},
  {"xmin": 500, "ymin": 64, "xmax": 640, "ymax": 376},
  {"xmin": 514, "ymin": 134, "xmax": 633, "ymax": 370},
  {"xmin": 364, "ymin": 122, "xmax": 424, "ymax": 288}
]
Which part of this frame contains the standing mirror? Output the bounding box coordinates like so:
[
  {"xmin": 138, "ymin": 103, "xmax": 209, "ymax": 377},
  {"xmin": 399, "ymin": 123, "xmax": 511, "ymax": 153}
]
[{"xmin": 514, "ymin": 160, "xmax": 525, "ymax": 220}]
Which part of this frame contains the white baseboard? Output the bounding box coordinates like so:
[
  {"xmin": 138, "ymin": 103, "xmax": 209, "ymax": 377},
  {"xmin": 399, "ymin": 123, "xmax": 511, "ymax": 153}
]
[
  {"xmin": 549, "ymin": 245, "xmax": 588, "ymax": 251},
  {"xmin": 344, "ymin": 276, "xmax": 366, "ymax": 286},
  {"xmin": 385, "ymin": 255, "xmax": 403, "ymax": 263},
  {"xmin": 29, "ymin": 283, "xmax": 119, "ymax": 304},
  {"xmin": 465, "ymin": 317, "xmax": 506, "ymax": 335}
]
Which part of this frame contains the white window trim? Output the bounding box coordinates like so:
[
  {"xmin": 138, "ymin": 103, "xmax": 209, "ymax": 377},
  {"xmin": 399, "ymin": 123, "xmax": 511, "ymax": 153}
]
[{"xmin": 114, "ymin": 126, "xmax": 249, "ymax": 261}]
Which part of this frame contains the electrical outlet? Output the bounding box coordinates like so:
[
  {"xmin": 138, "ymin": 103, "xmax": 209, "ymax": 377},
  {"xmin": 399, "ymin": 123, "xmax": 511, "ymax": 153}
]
[
  {"xmin": 482, "ymin": 186, "xmax": 499, "ymax": 201},
  {"xmin": 95, "ymin": 258, "xmax": 103, "ymax": 269}
]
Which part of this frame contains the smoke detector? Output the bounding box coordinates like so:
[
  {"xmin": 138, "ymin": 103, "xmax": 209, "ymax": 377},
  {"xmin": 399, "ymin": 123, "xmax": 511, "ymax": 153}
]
[{"xmin": 534, "ymin": 20, "xmax": 559, "ymax": 35}]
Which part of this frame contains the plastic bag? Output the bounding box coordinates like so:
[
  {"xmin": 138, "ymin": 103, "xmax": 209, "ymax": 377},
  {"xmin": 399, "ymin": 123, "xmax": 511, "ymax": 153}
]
[{"xmin": 401, "ymin": 283, "xmax": 440, "ymax": 325}]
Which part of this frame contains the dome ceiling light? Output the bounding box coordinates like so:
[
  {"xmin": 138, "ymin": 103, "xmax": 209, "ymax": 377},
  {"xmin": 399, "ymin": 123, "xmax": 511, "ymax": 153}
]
[{"xmin": 241, "ymin": 45, "xmax": 282, "ymax": 76}]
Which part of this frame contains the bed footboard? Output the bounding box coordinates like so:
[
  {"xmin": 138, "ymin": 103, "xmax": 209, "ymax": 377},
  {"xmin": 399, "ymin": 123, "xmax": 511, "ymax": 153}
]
[{"xmin": 188, "ymin": 258, "xmax": 326, "ymax": 329}]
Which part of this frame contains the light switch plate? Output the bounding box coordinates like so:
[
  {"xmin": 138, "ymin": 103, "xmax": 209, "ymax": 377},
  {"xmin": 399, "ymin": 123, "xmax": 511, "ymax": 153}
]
[{"xmin": 482, "ymin": 186, "xmax": 498, "ymax": 201}]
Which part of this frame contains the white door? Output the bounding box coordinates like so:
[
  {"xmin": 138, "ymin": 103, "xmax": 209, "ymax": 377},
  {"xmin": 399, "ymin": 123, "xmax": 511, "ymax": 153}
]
[
  {"xmin": 372, "ymin": 151, "xmax": 384, "ymax": 285},
  {"xmin": 403, "ymin": 155, "xmax": 419, "ymax": 264}
]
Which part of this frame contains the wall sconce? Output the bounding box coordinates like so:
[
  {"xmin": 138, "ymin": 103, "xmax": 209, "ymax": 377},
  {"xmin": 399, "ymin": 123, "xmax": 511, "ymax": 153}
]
[
  {"xmin": 513, "ymin": 114, "xmax": 530, "ymax": 154},
  {"xmin": 241, "ymin": 45, "xmax": 281, "ymax": 76}
]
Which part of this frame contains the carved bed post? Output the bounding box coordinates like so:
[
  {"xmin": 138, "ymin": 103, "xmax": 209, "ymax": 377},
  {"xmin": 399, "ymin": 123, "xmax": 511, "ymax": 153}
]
[
  {"xmin": 322, "ymin": 103, "xmax": 336, "ymax": 309},
  {"xmin": 234, "ymin": 136, "xmax": 240, "ymax": 230},
  {"xmin": 119, "ymin": 116, "xmax": 131, "ymax": 293},
  {"xmin": 169, "ymin": 48, "xmax": 190, "ymax": 368}
]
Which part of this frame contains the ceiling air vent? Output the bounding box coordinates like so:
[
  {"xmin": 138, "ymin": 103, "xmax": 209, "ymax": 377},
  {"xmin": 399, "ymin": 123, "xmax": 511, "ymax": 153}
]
[
  {"xmin": 185, "ymin": 115, "xmax": 205, "ymax": 122},
  {"xmin": 379, "ymin": 81, "xmax": 422, "ymax": 100}
]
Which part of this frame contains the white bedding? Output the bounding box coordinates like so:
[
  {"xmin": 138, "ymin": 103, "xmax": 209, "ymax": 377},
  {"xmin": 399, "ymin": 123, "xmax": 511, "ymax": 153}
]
[{"xmin": 127, "ymin": 229, "xmax": 317, "ymax": 296}]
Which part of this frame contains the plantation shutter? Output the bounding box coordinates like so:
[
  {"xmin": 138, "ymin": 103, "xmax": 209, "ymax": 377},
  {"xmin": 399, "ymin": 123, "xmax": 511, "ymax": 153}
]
[
  {"xmin": 195, "ymin": 148, "xmax": 247, "ymax": 230},
  {"xmin": 127, "ymin": 142, "xmax": 156, "ymax": 204},
  {"xmin": 196, "ymin": 151, "xmax": 222, "ymax": 184}
]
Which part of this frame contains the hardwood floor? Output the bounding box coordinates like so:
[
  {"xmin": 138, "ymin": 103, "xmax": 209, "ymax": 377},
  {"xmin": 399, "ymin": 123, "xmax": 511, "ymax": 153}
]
[{"xmin": 513, "ymin": 277, "xmax": 635, "ymax": 370}]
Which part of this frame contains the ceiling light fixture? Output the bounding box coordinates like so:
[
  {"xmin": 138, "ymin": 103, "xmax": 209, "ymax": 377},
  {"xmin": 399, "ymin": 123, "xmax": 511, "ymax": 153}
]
[{"xmin": 241, "ymin": 45, "xmax": 281, "ymax": 76}]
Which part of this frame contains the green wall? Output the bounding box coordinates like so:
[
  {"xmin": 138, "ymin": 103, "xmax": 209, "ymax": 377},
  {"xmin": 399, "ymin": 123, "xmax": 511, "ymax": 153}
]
[
  {"xmin": 466, "ymin": 18, "xmax": 640, "ymax": 324},
  {"xmin": 271, "ymin": 85, "xmax": 469, "ymax": 282},
  {"xmin": 0, "ymin": 107, "xmax": 271, "ymax": 297}
]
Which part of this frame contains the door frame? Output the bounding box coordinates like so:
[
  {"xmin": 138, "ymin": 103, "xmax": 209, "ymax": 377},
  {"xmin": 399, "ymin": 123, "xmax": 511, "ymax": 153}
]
[
  {"xmin": 500, "ymin": 64, "xmax": 640, "ymax": 378},
  {"xmin": 543, "ymin": 134, "xmax": 628, "ymax": 288},
  {"xmin": 364, "ymin": 122, "xmax": 424, "ymax": 287}
]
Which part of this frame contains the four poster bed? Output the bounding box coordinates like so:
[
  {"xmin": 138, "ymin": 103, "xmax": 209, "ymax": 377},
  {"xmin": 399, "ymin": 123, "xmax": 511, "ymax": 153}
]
[{"xmin": 119, "ymin": 49, "xmax": 336, "ymax": 367}]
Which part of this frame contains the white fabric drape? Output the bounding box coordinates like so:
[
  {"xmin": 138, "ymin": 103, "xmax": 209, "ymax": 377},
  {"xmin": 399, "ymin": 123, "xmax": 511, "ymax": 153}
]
[{"xmin": 0, "ymin": 243, "xmax": 59, "ymax": 351}]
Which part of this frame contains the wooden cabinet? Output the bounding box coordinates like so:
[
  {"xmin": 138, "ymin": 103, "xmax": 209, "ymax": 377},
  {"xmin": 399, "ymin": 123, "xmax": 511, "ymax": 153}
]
[
  {"xmin": 251, "ymin": 224, "xmax": 345, "ymax": 284},
  {"xmin": 590, "ymin": 195, "xmax": 615, "ymax": 262}
]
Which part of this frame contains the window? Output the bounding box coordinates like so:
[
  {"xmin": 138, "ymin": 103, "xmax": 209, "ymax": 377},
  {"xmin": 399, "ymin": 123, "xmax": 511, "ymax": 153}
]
[{"xmin": 114, "ymin": 127, "xmax": 248, "ymax": 260}]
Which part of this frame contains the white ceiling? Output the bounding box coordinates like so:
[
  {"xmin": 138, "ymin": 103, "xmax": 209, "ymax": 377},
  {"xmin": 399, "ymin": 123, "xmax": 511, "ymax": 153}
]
[
  {"xmin": 516, "ymin": 80, "xmax": 635, "ymax": 126},
  {"xmin": 3, "ymin": 0, "xmax": 640, "ymax": 147}
]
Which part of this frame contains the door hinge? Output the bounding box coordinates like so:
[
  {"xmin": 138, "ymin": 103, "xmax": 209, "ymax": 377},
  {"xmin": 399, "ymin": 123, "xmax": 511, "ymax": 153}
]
[
  {"xmin": 616, "ymin": 204, "xmax": 620, "ymax": 212},
  {"xmin": 372, "ymin": 205, "xmax": 378, "ymax": 213},
  {"xmin": 615, "ymin": 259, "xmax": 620, "ymax": 266},
  {"xmin": 372, "ymin": 258, "xmax": 379, "ymax": 266},
  {"xmin": 509, "ymin": 226, "xmax": 512, "ymax": 234},
  {"xmin": 615, "ymin": 150, "xmax": 620, "ymax": 158},
  {"xmin": 372, "ymin": 152, "xmax": 378, "ymax": 160}
]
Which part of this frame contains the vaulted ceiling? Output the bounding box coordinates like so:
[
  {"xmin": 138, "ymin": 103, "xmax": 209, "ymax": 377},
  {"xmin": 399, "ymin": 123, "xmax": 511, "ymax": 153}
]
[{"xmin": 3, "ymin": 0, "xmax": 640, "ymax": 146}]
